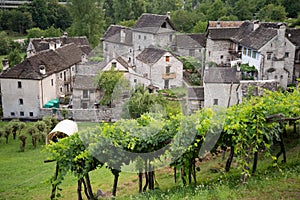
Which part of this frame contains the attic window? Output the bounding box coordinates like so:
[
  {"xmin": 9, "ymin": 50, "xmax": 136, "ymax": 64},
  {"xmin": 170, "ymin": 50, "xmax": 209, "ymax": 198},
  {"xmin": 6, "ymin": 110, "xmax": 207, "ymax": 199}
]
[
  {"xmin": 267, "ymin": 53, "xmax": 272, "ymax": 60},
  {"xmin": 166, "ymin": 56, "xmax": 170, "ymax": 62},
  {"xmin": 161, "ymin": 22, "xmax": 167, "ymax": 28},
  {"xmin": 112, "ymin": 62, "xmax": 117, "ymax": 69},
  {"xmin": 285, "ymin": 52, "xmax": 289, "ymax": 58}
]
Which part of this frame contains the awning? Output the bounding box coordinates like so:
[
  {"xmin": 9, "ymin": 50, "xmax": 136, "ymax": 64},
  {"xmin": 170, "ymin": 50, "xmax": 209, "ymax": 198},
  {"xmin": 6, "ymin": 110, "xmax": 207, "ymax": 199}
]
[{"xmin": 46, "ymin": 119, "xmax": 78, "ymax": 144}]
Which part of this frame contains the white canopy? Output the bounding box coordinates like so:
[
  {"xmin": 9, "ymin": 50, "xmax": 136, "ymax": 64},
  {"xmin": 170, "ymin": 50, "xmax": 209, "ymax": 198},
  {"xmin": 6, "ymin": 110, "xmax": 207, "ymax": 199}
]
[{"xmin": 46, "ymin": 119, "xmax": 78, "ymax": 144}]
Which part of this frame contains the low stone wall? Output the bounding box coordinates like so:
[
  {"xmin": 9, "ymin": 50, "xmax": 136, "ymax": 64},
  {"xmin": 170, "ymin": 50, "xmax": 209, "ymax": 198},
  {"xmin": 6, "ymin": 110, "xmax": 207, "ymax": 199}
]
[{"xmin": 40, "ymin": 107, "xmax": 122, "ymax": 122}]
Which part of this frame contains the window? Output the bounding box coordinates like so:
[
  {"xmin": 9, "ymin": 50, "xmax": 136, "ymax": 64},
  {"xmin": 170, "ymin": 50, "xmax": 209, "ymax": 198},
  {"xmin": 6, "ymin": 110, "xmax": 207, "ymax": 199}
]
[
  {"xmin": 164, "ymin": 80, "xmax": 169, "ymax": 89},
  {"xmin": 29, "ymin": 112, "xmax": 34, "ymax": 117},
  {"xmin": 82, "ymin": 102, "xmax": 88, "ymax": 109},
  {"xmin": 18, "ymin": 81, "xmax": 22, "ymax": 88},
  {"xmin": 112, "ymin": 62, "xmax": 117, "ymax": 69},
  {"xmin": 83, "ymin": 90, "xmax": 88, "ymax": 98},
  {"xmin": 138, "ymin": 46, "xmax": 141, "ymax": 50},
  {"xmin": 243, "ymin": 48, "xmax": 247, "ymax": 55},
  {"xmin": 51, "ymin": 79, "xmax": 54, "ymax": 86},
  {"xmin": 208, "ymin": 51, "xmax": 211, "ymax": 57},
  {"xmin": 11, "ymin": 112, "xmax": 15, "ymax": 116},
  {"xmin": 189, "ymin": 49, "xmax": 195, "ymax": 57},
  {"xmin": 247, "ymin": 49, "xmax": 251, "ymax": 57},
  {"xmin": 213, "ymin": 99, "xmax": 218, "ymax": 105},
  {"xmin": 285, "ymin": 52, "xmax": 289, "ymax": 58},
  {"xmin": 19, "ymin": 99, "xmax": 23, "ymax": 105},
  {"xmin": 60, "ymin": 87, "xmax": 63, "ymax": 93},
  {"xmin": 280, "ymin": 75, "xmax": 283, "ymax": 79},
  {"xmin": 166, "ymin": 66, "xmax": 171, "ymax": 74},
  {"xmin": 166, "ymin": 56, "xmax": 170, "ymax": 62},
  {"xmin": 128, "ymin": 57, "xmax": 131, "ymax": 63},
  {"xmin": 274, "ymin": 75, "xmax": 278, "ymax": 79},
  {"xmin": 138, "ymin": 35, "xmax": 141, "ymax": 39},
  {"xmin": 267, "ymin": 53, "xmax": 272, "ymax": 60},
  {"xmin": 144, "ymin": 35, "xmax": 146, "ymax": 40},
  {"xmin": 60, "ymin": 73, "xmax": 62, "ymax": 78},
  {"xmin": 134, "ymin": 79, "xmax": 137, "ymax": 83},
  {"xmin": 220, "ymin": 55, "xmax": 224, "ymax": 59},
  {"xmin": 162, "ymin": 22, "xmax": 167, "ymax": 28},
  {"xmin": 20, "ymin": 112, "xmax": 24, "ymax": 116},
  {"xmin": 252, "ymin": 51, "xmax": 257, "ymax": 59},
  {"xmin": 64, "ymin": 71, "xmax": 66, "ymax": 81}
]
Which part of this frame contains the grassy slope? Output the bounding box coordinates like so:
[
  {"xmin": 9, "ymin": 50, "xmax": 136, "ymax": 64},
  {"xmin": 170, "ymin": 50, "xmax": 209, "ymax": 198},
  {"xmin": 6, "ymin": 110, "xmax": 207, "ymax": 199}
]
[{"xmin": 0, "ymin": 122, "xmax": 299, "ymax": 200}]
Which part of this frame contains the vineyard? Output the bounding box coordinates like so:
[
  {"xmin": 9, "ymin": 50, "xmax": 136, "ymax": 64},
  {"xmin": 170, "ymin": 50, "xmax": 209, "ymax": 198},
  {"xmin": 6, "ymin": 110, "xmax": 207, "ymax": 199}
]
[{"xmin": 0, "ymin": 88, "xmax": 300, "ymax": 199}]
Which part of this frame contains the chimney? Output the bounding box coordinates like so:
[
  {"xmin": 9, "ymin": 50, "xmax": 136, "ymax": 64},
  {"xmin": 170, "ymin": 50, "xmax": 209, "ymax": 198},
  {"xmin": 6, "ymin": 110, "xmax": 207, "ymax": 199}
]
[
  {"xmin": 63, "ymin": 32, "xmax": 68, "ymax": 38},
  {"xmin": 2, "ymin": 58, "xmax": 9, "ymax": 70},
  {"xmin": 216, "ymin": 21, "xmax": 221, "ymax": 28},
  {"xmin": 167, "ymin": 11, "xmax": 171, "ymax": 19},
  {"xmin": 120, "ymin": 28, "xmax": 126, "ymax": 43},
  {"xmin": 49, "ymin": 41, "xmax": 55, "ymax": 50},
  {"xmin": 39, "ymin": 65, "xmax": 46, "ymax": 75},
  {"xmin": 253, "ymin": 20, "xmax": 260, "ymax": 31}
]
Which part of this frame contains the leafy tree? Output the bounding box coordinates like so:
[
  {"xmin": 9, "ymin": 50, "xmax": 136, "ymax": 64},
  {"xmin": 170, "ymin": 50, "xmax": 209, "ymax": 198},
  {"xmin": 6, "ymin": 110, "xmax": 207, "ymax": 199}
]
[
  {"xmin": 233, "ymin": 0, "xmax": 256, "ymax": 20},
  {"xmin": 26, "ymin": 28, "xmax": 45, "ymax": 39},
  {"xmin": 171, "ymin": 10, "xmax": 198, "ymax": 32},
  {"xmin": 192, "ymin": 20, "xmax": 208, "ymax": 33},
  {"xmin": 257, "ymin": 4, "xmax": 287, "ymax": 21},
  {"xmin": 0, "ymin": 31, "xmax": 11, "ymax": 55},
  {"xmin": 283, "ymin": 0, "xmax": 300, "ymax": 18},
  {"xmin": 27, "ymin": 126, "xmax": 39, "ymax": 149},
  {"xmin": 30, "ymin": 0, "xmax": 49, "ymax": 29},
  {"xmin": 122, "ymin": 86, "xmax": 166, "ymax": 119},
  {"xmin": 206, "ymin": 0, "xmax": 228, "ymax": 20},
  {"xmin": 67, "ymin": 0, "xmax": 105, "ymax": 47},
  {"xmin": 19, "ymin": 133, "xmax": 27, "ymax": 152},
  {"xmin": 94, "ymin": 68, "xmax": 129, "ymax": 106},
  {"xmin": 44, "ymin": 26, "xmax": 62, "ymax": 37},
  {"xmin": 118, "ymin": 19, "xmax": 137, "ymax": 28},
  {"xmin": 8, "ymin": 48, "xmax": 23, "ymax": 67}
]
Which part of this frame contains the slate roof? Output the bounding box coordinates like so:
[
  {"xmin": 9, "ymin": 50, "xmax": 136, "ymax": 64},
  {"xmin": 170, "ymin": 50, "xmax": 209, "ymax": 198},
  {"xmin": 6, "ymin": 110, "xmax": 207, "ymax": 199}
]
[
  {"xmin": 231, "ymin": 21, "xmax": 254, "ymax": 42},
  {"xmin": 188, "ymin": 86, "xmax": 204, "ymax": 100},
  {"xmin": 286, "ymin": 28, "xmax": 300, "ymax": 47},
  {"xmin": 208, "ymin": 21, "xmax": 244, "ymax": 28},
  {"xmin": 29, "ymin": 36, "xmax": 92, "ymax": 55},
  {"xmin": 116, "ymin": 57, "xmax": 130, "ymax": 70},
  {"xmin": 207, "ymin": 28, "xmax": 240, "ymax": 40},
  {"xmin": 0, "ymin": 43, "xmax": 83, "ymax": 80},
  {"xmin": 136, "ymin": 47, "xmax": 167, "ymax": 65},
  {"xmin": 204, "ymin": 67, "xmax": 241, "ymax": 84},
  {"xmin": 175, "ymin": 34, "xmax": 206, "ymax": 48},
  {"xmin": 239, "ymin": 26, "xmax": 277, "ymax": 50},
  {"xmin": 102, "ymin": 25, "xmax": 133, "ymax": 45},
  {"xmin": 73, "ymin": 74, "xmax": 96, "ymax": 90},
  {"xmin": 133, "ymin": 13, "xmax": 176, "ymax": 33}
]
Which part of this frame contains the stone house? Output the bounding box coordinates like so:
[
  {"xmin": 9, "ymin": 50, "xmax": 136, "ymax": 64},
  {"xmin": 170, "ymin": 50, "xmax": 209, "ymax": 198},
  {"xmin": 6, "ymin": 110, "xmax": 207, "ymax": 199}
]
[
  {"xmin": 239, "ymin": 23, "xmax": 295, "ymax": 88},
  {"xmin": 26, "ymin": 35, "xmax": 92, "ymax": 59},
  {"xmin": 72, "ymin": 62, "xmax": 105, "ymax": 109},
  {"xmin": 172, "ymin": 33, "xmax": 206, "ymax": 60},
  {"xmin": 203, "ymin": 67, "xmax": 241, "ymax": 108},
  {"xmin": 0, "ymin": 43, "xmax": 84, "ymax": 119},
  {"xmin": 102, "ymin": 57, "xmax": 151, "ymax": 88},
  {"xmin": 101, "ymin": 25, "xmax": 133, "ymax": 64},
  {"xmin": 187, "ymin": 86, "xmax": 204, "ymax": 114},
  {"xmin": 285, "ymin": 28, "xmax": 300, "ymax": 83},
  {"xmin": 101, "ymin": 13, "xmax": 177, "ymax": 66},
  {"xmin": 135, "ymin": 47, "xmax": 183, "ymax": 89}
]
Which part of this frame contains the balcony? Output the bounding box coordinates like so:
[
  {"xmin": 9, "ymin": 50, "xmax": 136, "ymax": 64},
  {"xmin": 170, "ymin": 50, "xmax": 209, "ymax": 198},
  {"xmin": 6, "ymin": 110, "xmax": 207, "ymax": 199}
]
[{"xmin": 162, "ymin": 72, "xmax": 176, "ymax": 80}]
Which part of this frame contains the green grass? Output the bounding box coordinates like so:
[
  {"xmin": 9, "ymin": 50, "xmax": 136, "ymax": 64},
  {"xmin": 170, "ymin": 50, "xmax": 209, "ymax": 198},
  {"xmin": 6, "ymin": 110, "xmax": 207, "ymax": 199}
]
[{"xmin": 0, "ymin": 122, "xmax": 299, "ymax": 200}]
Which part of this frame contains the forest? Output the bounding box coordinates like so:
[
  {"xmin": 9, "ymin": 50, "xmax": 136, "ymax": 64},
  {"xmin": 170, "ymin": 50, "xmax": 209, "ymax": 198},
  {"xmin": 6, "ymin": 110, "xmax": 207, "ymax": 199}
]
[{"xmin": 1, "ymin": 0, "xmax": 300, "ymax": 48}]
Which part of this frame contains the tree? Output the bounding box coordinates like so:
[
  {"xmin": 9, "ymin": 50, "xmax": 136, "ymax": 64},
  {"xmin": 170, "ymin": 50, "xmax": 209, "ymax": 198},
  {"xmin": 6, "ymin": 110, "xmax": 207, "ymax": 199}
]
[
  {"xmin": 233, "ymin": 0, "xmax": 256, "ymax": 20},
  {"xmin": 192, "ymin": 20, "xmax": 208, "ymax": 33},
  {"xmin": 8, "ymin": 48, "xmax": 22, "ymax": 67},
  {"xmin": 94, "ymin": 68, "xmax": 129, "ymax": 107},
  {"xmin": 0, "ymin": 31, "xmax": 11, "ymax": 55},
  {"xmin": 67, "ymin": 0, "xmax": 105, "ymax": 47},
  {"xmin": 283, "ymin": 0, "xmax": 300, "ymax": 18},
  {"xmin": 171, "ymin": 10, "xmax": 198, "ymax": 32},
  {"xmin": 122, "ymin": 86, "xmax": 166, "ymax": 119},
  {"xmin": 257, "ymin": 4, "xmax": 287, "ymax": 21},
  {"xmin": 26, "ymin": 28, "xmax": 45, "ymax": 39},
  {"xmin": 44, "ymin": 26, "xmax": 62, "ymax": 37},
  {"xmin": 30, "ymin": 0, "xmax": 49, "ymax": 29}
]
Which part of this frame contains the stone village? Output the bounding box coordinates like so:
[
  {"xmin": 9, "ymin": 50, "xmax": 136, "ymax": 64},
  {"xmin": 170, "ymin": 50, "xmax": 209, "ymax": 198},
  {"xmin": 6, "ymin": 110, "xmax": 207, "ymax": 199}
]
[{"xmin": 0, "ymin": 13, "xmax": 299, "ymax": 121}]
